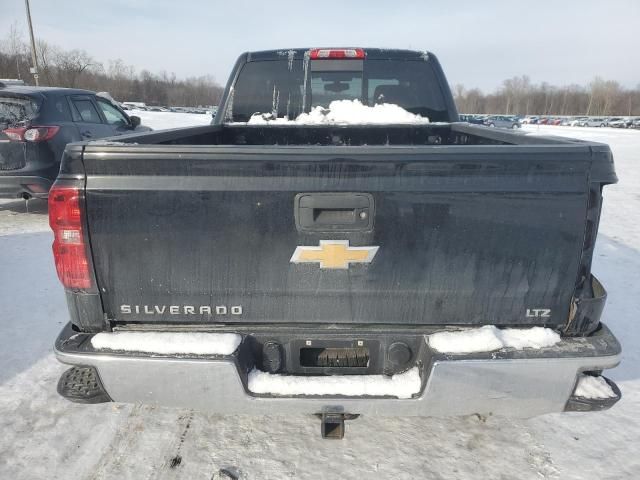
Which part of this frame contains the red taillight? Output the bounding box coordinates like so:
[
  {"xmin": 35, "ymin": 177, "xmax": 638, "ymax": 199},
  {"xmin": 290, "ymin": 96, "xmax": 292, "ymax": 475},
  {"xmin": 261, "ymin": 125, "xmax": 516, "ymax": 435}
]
[
  {"xmin": 2, "ymin": 126, "xmax": 59, "ymax": 142},
  {"xmin": 25, "ymin": 126, "xmax": 60, "ymax": 142},
  {"xmin": 48, "ymin": 185, "xmax": 93, "ymax": 290},
  {"xmin": 310, "ymin": 48, "xmax": 365, "ymax": 59},
  {"xmin": 3, "ymin": 127, "xmax": 27, "ymax": 141}
]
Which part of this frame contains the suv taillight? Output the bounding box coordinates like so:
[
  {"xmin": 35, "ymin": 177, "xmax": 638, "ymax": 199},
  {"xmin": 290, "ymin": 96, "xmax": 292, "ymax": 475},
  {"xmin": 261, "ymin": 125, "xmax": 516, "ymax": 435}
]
[
  {"xmin": 48, "ymin": 184, "xmax": 93, "ymax": 290},
  {"xmin": 25, "ymin": 126, "xmax": 60, "ymax": 141},
  {"xmin": 2, "ymin": 127, "xmax": 27, "ymax": 141},
  {"xmin": 2, "ymin": 126, "xmax": 59, "ymax": 142}
]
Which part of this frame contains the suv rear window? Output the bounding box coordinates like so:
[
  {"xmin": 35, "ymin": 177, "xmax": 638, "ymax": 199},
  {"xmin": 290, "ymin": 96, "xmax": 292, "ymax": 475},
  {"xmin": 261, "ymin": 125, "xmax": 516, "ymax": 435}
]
[
  {"xmin": 227, "ymin": 58, "xmax": 448, "ymax": 122},
  {"xmin": 0, "ymin": 95, "xmax": 41, "ymax": 126}
]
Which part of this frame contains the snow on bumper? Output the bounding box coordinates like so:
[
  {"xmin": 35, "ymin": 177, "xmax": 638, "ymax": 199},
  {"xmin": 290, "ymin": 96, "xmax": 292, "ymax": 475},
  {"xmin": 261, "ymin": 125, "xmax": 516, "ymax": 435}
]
[{"xmin": 54, "ymin": 324, "xmax": 621, "ymax": 417}]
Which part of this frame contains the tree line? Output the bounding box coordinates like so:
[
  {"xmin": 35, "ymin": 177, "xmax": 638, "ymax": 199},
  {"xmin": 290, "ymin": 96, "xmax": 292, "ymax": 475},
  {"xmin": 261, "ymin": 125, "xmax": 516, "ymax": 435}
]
[
  {"xmin": 0, "ymin": 25, "xmax": 223, "ymax": 107},
  {"xmin": 2, "ymin": 26, "xmax": 638, "ymax": 115},
  {"xmin": 453, "ymin": 75, "xmax": 640, "ymax": 116}
]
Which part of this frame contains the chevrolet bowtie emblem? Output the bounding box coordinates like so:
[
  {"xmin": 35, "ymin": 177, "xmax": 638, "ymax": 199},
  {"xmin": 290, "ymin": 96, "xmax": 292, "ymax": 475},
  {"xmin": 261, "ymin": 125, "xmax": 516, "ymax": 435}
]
[{"xmin": 290, "ymin": 240, "xmax": 379, "ymax": 269}]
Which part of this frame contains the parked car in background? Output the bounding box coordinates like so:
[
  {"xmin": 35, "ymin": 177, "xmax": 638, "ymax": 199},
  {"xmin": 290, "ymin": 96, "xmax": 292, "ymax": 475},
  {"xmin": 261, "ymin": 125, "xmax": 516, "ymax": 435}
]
[
  {"xmin": 578, "ymin": 117, "xmax": 607, "ymax": 127},
  {"xmin": 483, "ymin": 115, "xmax": 521, "ymax": 129},
  {"xmin": 521, "ymin": 116, "xmax": 538, "ymax": 124},
  {"xmin": 570, "ymin": 116, "xmax": 588, "ymax": 126},
  {"xmin": 607, "ymin": 117, "xmax": 627, "ymax": 128},
  {"xmin": 630, "ymin": 118, "xmax": 640, "ymax": 129},
  {"xmin": 122, "ymin": 101, "xmax": 147, "ymax": 110},
  {"xmin": 0, "ymin": 79, "xmax": 26, "ymax": 86},
  {"xmin": 0, "ymin": 84, "xmax": 150, "ymax": 199},
  {"xmin": 625, "ymin": 117, "xmax": 638, "ymax": 128},
  {"xmin": 459, "ymin": 114, "xmax": 485, "ymax": 125}
]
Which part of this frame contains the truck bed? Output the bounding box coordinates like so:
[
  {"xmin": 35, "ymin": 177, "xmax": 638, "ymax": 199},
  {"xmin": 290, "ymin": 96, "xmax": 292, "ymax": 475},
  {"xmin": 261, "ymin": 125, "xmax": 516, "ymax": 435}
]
[{"xmin": 93, "ymin": 122, "xmax": 599, "ymax": 147}]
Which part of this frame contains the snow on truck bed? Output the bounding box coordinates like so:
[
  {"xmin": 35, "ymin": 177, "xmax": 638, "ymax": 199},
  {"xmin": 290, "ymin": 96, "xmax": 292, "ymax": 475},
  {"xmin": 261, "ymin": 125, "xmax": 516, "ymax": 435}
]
[{"xmin": 246, "ymin": 99, "xmax": 431, "ymax": 125}]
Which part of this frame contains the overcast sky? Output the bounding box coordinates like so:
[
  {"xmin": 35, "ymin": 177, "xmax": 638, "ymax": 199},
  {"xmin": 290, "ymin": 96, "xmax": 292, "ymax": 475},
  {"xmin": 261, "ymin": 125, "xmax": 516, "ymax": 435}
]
[{"xmin": 2, "ymin": 0, "xmax": 639, "ymax": 91}]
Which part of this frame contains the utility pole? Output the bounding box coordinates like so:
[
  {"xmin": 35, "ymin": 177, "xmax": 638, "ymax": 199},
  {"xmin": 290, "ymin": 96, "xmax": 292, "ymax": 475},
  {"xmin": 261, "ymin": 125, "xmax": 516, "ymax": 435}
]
[{"xmin": 24, "ymin": 0, "xmax": 40, "ymax": 86}]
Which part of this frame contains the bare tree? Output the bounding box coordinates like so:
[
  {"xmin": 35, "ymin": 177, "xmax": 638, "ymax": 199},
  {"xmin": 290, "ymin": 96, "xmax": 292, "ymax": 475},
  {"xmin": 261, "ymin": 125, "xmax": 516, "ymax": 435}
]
[
  {"xmin": 54, "ymin": 49, "xmax": 100, "ymax": 87},
  {"xmin": 7, "ymin": 22, "xmax": 26, "ymax": 80},
  {"xmin": 36, "ymin": 39, "xmax": 58, "ymax": 85},
  {"xmin": 6, "ymin": 30, "xmax": 637, "ymax": 114},
  {"xmin": 586, "ymin": 77, "xmax": 621, "ymax": 116}
]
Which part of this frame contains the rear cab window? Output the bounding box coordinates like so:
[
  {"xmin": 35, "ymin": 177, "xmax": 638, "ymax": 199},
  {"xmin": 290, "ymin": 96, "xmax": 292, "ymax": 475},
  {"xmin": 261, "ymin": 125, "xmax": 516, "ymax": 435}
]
[
  {"xmin": 310, "ymin": 60, "xmax": 363, "ymax": 106},
  {"xmin": 226, "ymin": 51, "xmax": 450, "ymax": 122}
]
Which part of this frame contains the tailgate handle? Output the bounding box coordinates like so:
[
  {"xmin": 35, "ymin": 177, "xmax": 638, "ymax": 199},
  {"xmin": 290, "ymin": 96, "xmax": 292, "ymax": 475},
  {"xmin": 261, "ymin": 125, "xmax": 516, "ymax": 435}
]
[{"xmin": 295, "ymin": 193, "xmax": 374, "ymax": 232}]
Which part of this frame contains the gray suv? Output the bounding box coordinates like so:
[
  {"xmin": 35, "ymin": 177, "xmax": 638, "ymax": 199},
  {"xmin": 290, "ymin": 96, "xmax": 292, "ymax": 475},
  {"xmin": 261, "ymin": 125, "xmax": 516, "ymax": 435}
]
[{"xmin": 0, "ymin": 85, "xmax": 150, "ymax": 199}]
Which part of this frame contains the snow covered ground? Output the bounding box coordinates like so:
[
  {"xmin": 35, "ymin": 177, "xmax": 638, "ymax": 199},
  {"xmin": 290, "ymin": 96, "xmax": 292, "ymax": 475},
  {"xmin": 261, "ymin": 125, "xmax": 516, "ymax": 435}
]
[
  {"xmin": 0, "ymin": 119, "xmax": 639, "ymax": 479},
  {"xmin": 129, "ymin": 109, "xmax": 213, "ymax": 130}
]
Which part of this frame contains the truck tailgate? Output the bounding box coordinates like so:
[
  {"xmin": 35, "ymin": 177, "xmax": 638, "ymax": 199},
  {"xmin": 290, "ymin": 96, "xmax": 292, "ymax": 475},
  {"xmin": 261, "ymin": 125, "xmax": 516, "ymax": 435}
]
[{"xmin": 82, "ymin": 144, "xmax": 595, "ymax": 327}]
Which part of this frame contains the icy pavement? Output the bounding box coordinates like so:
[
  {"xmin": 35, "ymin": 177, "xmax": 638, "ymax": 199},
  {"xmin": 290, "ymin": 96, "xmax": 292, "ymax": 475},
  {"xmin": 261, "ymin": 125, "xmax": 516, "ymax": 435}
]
[
  {"xmin": 0, "ymin": 198, "xmax": 49, "ymax": 236},
  {"xmin": 0, "ymin": 121, "xmax": 639, "ymax": 479}
]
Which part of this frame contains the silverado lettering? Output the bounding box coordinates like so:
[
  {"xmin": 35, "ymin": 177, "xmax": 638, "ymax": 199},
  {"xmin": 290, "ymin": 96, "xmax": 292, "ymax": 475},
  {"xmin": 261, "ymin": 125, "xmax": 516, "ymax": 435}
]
[{"xmin": 119, "ymin": 305, "xmax": 243, "ymax": 315}]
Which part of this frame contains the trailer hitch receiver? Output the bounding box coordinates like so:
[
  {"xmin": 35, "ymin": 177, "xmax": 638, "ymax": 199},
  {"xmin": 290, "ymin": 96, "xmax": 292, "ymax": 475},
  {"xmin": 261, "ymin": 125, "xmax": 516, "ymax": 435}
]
[{"xmin": 318, "ymin": 412, "xmax": 359, "ymax": 439}]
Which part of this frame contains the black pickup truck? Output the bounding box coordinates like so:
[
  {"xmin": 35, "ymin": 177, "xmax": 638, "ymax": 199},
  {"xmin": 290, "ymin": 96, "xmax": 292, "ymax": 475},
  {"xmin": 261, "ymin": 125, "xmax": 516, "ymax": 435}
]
[{"xmin": 52, "ymin": 48, "xmax": 620, "ymax": 438}]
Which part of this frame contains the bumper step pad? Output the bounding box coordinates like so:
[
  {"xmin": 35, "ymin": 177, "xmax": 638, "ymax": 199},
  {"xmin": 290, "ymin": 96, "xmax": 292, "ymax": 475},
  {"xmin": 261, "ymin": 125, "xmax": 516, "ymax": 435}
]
[{"xmin": 57, "ymin": 366, "xmax": 112, "ymax": 404}]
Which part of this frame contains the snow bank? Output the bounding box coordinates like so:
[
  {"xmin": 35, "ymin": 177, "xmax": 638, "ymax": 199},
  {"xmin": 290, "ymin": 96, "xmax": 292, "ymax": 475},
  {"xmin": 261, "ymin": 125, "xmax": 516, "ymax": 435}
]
[
  {"xmin": 246, "ymin": 99, "xmax": 430, "ymax": 125},
  {"xmin": 248, "ymin": 367, "xmax": 421, "ymax": 399},
  {"xmin": 126, "ymin": 109, "xmax": 212, "ymax": 130},
  {"xmin": 574, "ymin": 375, "xmax": 617, "ymax": 399},
  {"xmin": 91, "ymin": 331, "xmax": 241, "ymax": 355},
  {"xmin": 427, "ymin": 325, "xmax": 561, "ymax": 354}
]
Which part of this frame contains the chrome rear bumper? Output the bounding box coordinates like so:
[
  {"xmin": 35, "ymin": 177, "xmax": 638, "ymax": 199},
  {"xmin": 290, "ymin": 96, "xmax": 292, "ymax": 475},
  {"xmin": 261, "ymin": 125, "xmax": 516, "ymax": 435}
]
[{"xmin": 54, "ymin": 323, "xmax": 621, "ymax": 417}]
